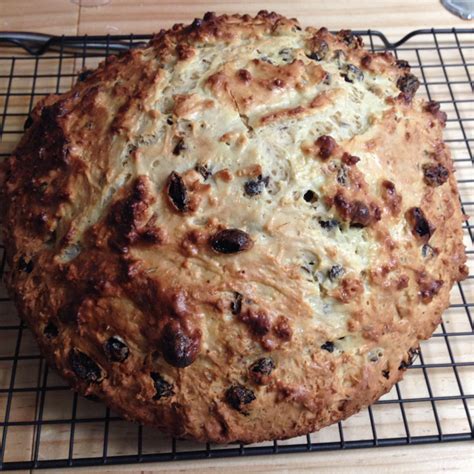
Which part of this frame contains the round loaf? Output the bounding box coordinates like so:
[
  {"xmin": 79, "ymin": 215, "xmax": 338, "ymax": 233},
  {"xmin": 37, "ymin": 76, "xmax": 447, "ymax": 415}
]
[{"xmin": 1, "ymin": 12, "xmax": 467, "ymax": 443}]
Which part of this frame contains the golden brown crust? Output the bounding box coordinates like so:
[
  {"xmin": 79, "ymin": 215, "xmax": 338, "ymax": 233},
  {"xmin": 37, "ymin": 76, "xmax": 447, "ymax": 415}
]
[{"xmin": 0, "ymin": 11, "xmax": 467, "ymax": 444}]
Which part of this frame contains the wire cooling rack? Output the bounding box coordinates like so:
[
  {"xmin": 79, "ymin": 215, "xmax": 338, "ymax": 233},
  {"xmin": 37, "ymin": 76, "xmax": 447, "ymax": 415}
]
[{"xmin": 0, "ymin": 27, "xmax": 472, "ymax": 470}]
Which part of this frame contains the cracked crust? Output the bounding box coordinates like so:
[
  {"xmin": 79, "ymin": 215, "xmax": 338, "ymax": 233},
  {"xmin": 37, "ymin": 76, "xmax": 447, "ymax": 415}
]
[{"xmin": 0, "ymin": 11, "xmax": 467, "ymax": 443}]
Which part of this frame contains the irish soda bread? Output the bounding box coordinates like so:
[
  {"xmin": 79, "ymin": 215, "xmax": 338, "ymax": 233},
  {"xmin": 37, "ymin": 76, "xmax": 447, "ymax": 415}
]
[{"xmin": 1, "ymin": 12, "xmax": 467, "ymax": 443}]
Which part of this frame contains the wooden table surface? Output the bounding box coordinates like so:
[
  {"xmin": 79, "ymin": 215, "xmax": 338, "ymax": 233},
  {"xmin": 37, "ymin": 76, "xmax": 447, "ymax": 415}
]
[{"xmin": 0, "ymin": 1, "xmax": 473, "ymax": 473}]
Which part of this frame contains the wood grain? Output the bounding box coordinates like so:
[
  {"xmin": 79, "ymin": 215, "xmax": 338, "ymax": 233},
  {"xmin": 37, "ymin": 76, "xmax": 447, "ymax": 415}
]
[
  {"xmin": 76, "ymin": 0, "xmax": 471, "ymax": 42},
  {"xmin": 38, "ymin": 442, "xmax": 474, "ymax": 473},
  {"xmin": 0, "ymin": 0, "xmax": 79, "ymax": 35},
  {"xmin": 1, "ymin": 0, "xmax": 471, "ymax": 41}
]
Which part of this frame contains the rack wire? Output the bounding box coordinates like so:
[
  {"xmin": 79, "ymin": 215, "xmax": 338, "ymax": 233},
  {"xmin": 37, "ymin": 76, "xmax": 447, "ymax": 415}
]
[{"xmin": 0, "ymin": 28, "xmax": 472, "ymax": 470}]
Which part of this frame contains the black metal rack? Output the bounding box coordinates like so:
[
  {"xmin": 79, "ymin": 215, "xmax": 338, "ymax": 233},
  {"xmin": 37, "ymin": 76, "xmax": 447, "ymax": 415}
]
[{"xmin": 0, "ymin": 28, "xmax": 472, "ymax": 470}]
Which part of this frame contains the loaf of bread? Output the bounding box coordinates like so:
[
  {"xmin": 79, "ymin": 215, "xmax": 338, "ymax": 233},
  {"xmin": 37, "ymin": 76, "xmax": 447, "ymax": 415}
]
[{"xmin": 1, "ymin": 11, "xmax": 467, "ymax": 443}]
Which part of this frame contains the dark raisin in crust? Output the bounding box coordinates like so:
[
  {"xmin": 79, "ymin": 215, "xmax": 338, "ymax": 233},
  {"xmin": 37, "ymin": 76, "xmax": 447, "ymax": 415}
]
[
  {"xmin": 23, "ymin": 115, "xmax": 33, "ymax": 130},
  {"xmin": 319, "ymin": 219, "xmax": 340, "ymax": 230},
  {"xmin": 210, "ymin": 229, "xmax": 253, "ymax": 254},
  {"xmin": 231, "ymin": 292, "xmax": 243, "ymax": 315},
  {"xmin": 423, "ymin": 164, "xmax": 449, "ymax": 187},
  {"xmin": 307, "ymin": 40, "xmax": 328, "ymax": 61},
  {"xmin": 399, "ymin": 347, "xmax": 420, "ymax": 369},
  {"xmin": 172, "ymin": 138, "xmax": 186, "ymax": 155},
  {"xmin": 151, "ymin": 372, "xmax": 174, "ymax": 400},
  {"xmin": 328, "ymin": 265, "xmax": 345, "ymax": 281},
  {"xmin": 249, "ymin": 357, "xmax": 275, "ymax": 384},
  {"xmin": 161, "ymin": 322, "xmax": 200, "ymax": 368},
  {"xmin": 195, "ymin": 163, "xmax": 212, "ymax": 180},
  {"xmin": 341, "ymin": 64, "xmax": 364, "ymax": 83},
  {"xmin": 225, "ymin": 384, "xmax": 256, "ymax": 411},
  {"xmin": 316, "ymin": 135, "xmax": 336, "ymax": 160},
  {"xmin": 244, "ymin": 175, "xmax": 269, "ymax": 197},
  {"xmin": 104, "ymin": 336, "xmax": 129, "ymax": 362},
  {"xmin": 77, "ymin": 69, "xmax": 94, "ymax": 82},
  {"xmin": 44, "ymin": 322, "xmax": 59, "ymax": 338},
  {"xmin": 397, "ymin": 74, "xmax": 420, "ymax": 96},
  {"xmin": 167, "ymin": 171, "xmax": 188, "ymax": 212},
  {"xmin": 70, "ymin": 349, "xmax": 104, "ymax": 383},
  {"xmin": 406, "ymin": 207, "xmax": 435, "ymax": 242},
  {"xmin": 18, "ymin": 256, "xmax": 34, "ymax": 273},
  {"xmin": 321, "ymin": 341, "xmax": 335, "ymax": 352}
]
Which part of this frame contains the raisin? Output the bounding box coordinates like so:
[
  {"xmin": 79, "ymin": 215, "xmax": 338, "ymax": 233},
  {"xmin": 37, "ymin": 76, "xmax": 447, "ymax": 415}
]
[
  {"xmin": 341, "ymin": 153, "xmax": 360, "ymax": 165},
  {"xmin": 321, "ymin": 341, "xmax": 335, "ymax": 352},
  {"xmin": 422, "ymin": 244, "xmax": 436, "ymax": 258},
  {"xmin": 328, "ymin": 265, "xmax": 345, "ymax": 281},
  {"xmin": 203, "ymin": 11, "xmax": 216, "ymax": 21},
  {"xmin": 307, "ymin": 40, "xmax": 329, "ymax": 61},
  {"xmin": 279, "ymin": 48, "xmax": 293, "ymax": 63},
  {"xmin": 338, "ymin": 29, "xmax": 361, "ymax": 48},
  {"xmin": 337, "ymin": 166, "xmax": 348, "ymax": 185},
  {"xmin": 395, "ymin": 59, "xmax": 410, "ymax": 70},
  {"xmin": 244, "ymin": 175, "xmax": 269, "ymax": 197},
  {"xmin": 167, "ymin": 171, "xmax": 188, "ymax": 212},
  {"xmin": 334, "ymin": 194, "xmax": 381, "ymax": 228},
  {"xmin": 250, "ymin": 357, "xmax": 275, "ymax": 376},
  {"xmin": 210, "ymin": 229, "xmax": 253, "ymax": 254},
  {"xmin": 161, "ymin": 322, "xmax": 200, "ymax": 368},
  {"xmin": 396, "ymin": 74, "xmax": 420, "ymax": 96},
  {"xmin": 316, "ymin": 135, "xmax": 336, "ymax": 160},
  {"xmin": 303, "ymin": 190, "xmax": 317, "ymax": 202},
  {"xmin": 406, "ymin": 207, "xmax": 435, "ymax": 242},
  {"xmin": 333, "ymin": 49, "xmax": 346, "ymax": 68},
  {"xmin": 140, "ymin": 227, "xmax": 162, "ymax": 244},
  {"xmin": 18, "ymin": 256, "xmax": 34, "ymax": 273},
  {"xmin": 150, "ymin": 372, "xmax": 174, "ymax": 400},
  {"xmin": 172, "ymin": 138, "xmax": 186, "ymax": 155},
  {"xmin": 70, "ymin": 349, "xmax": 104, "ymax": 383},
  {"xmin": 225, "ymin": 384, "xmax": 256, "ymax": 411},
  {"xmin": 44, "ymin": 322, "xmax": 58, "ymax": 338},
  {"xmin": 272, "ymin": 78, "xmax": 285, "ymax": 88},
  {"xmin": 424, "ymin": 101, "xmax": 447, "ymax": 126},
  {"xmin": 239, "ymin": 309, "xmax": 271, "ymax": 336},
  {"xmin": 368, "ymin": 349, "xmax": 383, "ymax": 363},
  {"xmin": 418, "ymin": 276, "xmax": 443, "ymax": 304},
  {"xmin": 341, "ymin": 64, "xmax": 364, "ymax": 83},
  {"xmin": 104, "ymin": 336, "xmax": 129, "ymax": 362},
  {"xmin": 166, "ymin": 116, "xmax": 174, "ymax": 125},
  {"xmin": 424, "ymin": 100, "xmax": 441, "ymax": 114},
  {"xmin": 381, "ymin": 180, "xmax": 395, "ymax": 194},
  {"xmin": 259, "ymin": 55, "xmax": 273, "ymax": 64},
  {"xmin": 231, "ymin": 292, "xmax": 243, "ymax": 315},
  {"xmin": 237, "ymin": 69, "xmax": 252, "ymax": 82},
  {"xmin": 77, "ymin": 69, "xmax": 93, "ymax": 82},
  {"xmin": 189, "ymin": 18, "xmax": 202, "ymax": 30},
  {"xmin": 319, "ymin": 219, "xmax": 340, "ymax": 230},
  {"xmin": 23, "ymin": 115, "xmax": 33, "ymax": 130},
  {"xmin": 423, "ymin": 163, "xmax": 449, "ymax": 187},
  {"xmin": 250, "ymin": 357, "xmax": 275, "ymax": 385},
  {"xmin": 350, "ymin": 201, "xmax": 371, "ymax": 227},
  {"xmin": 361, "ymin": 55, "xmax": 372, "ymax": 68},
  {"xmin": 381, "ymin": 180, "xmax": 402, "ymax": 216},
  {"xmin": 399, "ymin": 347, "xmax": 420, "ymax": 369},
  {"xmin": 195, "ymin": 163, "xmax": 212, "ymax": 180},
  {"xmin": 58, "ymin": 302, "xmax": 79, "ymax": 325}
]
